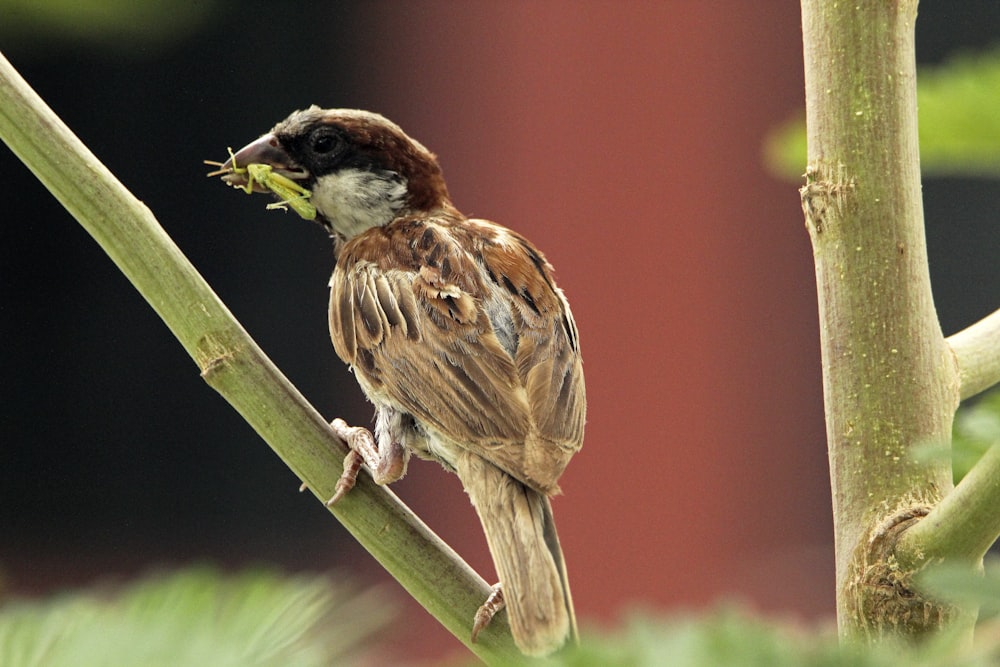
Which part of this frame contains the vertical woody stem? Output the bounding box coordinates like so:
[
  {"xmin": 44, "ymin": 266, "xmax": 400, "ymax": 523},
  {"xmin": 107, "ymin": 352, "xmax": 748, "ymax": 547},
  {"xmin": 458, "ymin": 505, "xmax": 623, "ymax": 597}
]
[{"xmin": 800, "ymin": 0, "xmax": 962, "ymax": 640}]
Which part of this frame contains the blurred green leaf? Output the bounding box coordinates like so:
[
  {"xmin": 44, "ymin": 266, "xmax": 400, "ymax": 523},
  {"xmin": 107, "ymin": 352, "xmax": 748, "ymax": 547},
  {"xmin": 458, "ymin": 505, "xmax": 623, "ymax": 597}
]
[
  {"xmin": 562, "ymin": 608, "xmax": 843, "ymax": 667},
  {"xmin": 0, "ymin": 0, "xmax": 216, "ymax": 54},
  {"xmin": 911, "ymin": 389, "xmax": 1000, "ymax": 483},
  {"xmin": 480, "ymin": 604, "xmax": 1000, "ymax": 667},
  {"xmin": 917, "ymin": 558, "xmax": 1000, "ymax": 619},
  {"xmin": 765, "ymin": 46, "xmax": 1000, "ymax": 179},
  {"xmin": 0, "ymin": 566, "xmax": 394, "ymax": 667},
  {"xmin": 952, "ymin": 389, "xmax": 1000, "ymax": 482}
]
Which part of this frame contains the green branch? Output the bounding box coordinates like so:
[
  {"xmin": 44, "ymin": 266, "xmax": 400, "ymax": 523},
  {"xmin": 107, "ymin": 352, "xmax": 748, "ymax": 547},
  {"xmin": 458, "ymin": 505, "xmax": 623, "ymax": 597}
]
[
  {"xmin": 947, "ymin": 309, "xmax": 1000, "ymax": 401},
  {"xmin": 0, "ymin": 50, "xmax": 520, "ymax": 664},
  {"xmin": 897, "ymin": 443, "xmax": 1000, "ymax": 570}
]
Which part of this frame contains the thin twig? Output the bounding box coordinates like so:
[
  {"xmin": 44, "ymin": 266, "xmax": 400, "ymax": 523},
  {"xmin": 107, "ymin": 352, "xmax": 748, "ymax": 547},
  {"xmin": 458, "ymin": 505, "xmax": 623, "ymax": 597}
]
[{"xmin": 948, "ymin": 309, "xmax": 1000, "ymax": 401}]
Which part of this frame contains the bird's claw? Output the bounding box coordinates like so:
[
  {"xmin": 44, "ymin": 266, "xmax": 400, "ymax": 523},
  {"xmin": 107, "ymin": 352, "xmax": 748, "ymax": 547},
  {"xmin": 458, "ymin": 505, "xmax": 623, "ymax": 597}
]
[
  {"xmin": 471, "ymin": 583, "xmax": 506, "ymax": 643},
  {"xmin": 326, "ymin": 449, "xmax": 363, "ymax": 506}
]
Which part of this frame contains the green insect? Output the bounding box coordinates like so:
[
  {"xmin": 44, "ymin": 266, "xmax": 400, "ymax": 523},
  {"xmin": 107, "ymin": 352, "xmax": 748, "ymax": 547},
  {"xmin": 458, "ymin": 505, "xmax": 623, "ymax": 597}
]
[{"xmin": 205, "ymin": 149, "xmax": 317, "ymax": 221}]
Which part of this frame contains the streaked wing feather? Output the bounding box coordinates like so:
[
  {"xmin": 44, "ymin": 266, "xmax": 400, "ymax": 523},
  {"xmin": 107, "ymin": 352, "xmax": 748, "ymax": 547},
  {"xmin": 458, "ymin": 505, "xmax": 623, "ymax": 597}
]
[{"xmin": 329, "ymin": 215, "xmax": 585, "ymax": 491}]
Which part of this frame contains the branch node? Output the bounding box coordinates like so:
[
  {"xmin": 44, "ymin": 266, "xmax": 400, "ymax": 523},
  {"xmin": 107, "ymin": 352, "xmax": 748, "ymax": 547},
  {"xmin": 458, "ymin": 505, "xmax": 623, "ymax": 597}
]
[
  {"xmin": 848, "ymin": 503, "xmax": 960, "ymax": 642},
  {"xmin": 800, "ymin": 162, "xmax": 855, "ymax": 237},
  {"xmin": 195, "ymin": 333, "xmax": 241, "ymax": 381}
]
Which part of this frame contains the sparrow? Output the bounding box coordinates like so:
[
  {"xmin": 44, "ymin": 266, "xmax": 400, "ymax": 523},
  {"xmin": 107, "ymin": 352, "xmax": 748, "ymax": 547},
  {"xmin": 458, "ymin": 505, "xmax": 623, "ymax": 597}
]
[{"xmin": 213, "ymin": 106, "xmax": 585, "ymax": 656}]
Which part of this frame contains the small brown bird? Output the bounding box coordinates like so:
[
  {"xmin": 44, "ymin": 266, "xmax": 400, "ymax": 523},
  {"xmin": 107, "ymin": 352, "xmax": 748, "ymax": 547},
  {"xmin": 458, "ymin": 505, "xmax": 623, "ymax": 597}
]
[{"xmin": 215, "ymin": 107, "xmax": 585, "ymax": 656}]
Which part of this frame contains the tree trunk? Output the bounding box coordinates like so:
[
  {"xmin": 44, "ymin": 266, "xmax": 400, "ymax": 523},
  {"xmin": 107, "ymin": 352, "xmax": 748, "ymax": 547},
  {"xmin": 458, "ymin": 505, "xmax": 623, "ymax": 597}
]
[{"xmin": 800, "ymin": 0, "xmax": 963, "ymax": 640}]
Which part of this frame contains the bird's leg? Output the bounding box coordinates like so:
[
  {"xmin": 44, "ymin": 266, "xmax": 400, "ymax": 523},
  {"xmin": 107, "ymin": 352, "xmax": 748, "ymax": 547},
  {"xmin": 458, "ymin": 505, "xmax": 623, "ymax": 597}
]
[
  {"xmin": 470, "ymin": 582, "xmax": 506, "ymax": 643},
  {"xmin": 326, "ymin": 417, "xmax": 408, "ymax": 506}
]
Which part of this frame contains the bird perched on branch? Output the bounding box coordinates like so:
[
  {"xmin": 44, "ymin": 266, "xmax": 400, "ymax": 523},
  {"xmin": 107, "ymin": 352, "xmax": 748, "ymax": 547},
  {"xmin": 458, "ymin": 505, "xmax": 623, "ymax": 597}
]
[{"xmin": 212, "ymin": 107, "xmax": 585, "ymax": 656}]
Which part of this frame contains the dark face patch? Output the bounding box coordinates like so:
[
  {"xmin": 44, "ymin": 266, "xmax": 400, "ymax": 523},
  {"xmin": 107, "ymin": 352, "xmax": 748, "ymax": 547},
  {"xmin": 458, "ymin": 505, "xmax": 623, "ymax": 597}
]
[
  {"xmin": 276, "ymin": 123, "xmax": 367, "ymax": 181},
  {"xmin": 270, "ymin": 108, "xmax": 452, "ymax": 215}
]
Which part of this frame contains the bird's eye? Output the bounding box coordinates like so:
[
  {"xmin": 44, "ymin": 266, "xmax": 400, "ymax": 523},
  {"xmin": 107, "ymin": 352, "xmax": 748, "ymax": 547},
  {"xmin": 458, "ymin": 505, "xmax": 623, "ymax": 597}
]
[{"xmin": 311, "ymin": 131, "xmax": 338, "ymax": 154}]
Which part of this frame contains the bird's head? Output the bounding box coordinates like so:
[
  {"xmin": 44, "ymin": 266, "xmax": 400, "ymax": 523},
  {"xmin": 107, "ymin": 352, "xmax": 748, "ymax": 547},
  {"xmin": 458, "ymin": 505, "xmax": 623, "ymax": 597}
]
[{"xmin": 219, "ymin": 106, "xmax": 451, "ymax": 239}]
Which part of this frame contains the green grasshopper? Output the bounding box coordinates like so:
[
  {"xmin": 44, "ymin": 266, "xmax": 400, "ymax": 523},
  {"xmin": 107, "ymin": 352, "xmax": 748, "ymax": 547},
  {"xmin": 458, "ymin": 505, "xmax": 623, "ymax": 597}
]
[{"xmin": 206, "ymin": 149, "xmax": 317, "ymax": 221}]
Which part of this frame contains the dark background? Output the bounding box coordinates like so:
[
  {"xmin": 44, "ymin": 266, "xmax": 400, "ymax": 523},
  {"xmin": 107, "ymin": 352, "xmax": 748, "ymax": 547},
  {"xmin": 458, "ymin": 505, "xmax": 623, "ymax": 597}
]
[{"xmin": 2, "ymin": 2, "xmax": 998, "ymax": 661}]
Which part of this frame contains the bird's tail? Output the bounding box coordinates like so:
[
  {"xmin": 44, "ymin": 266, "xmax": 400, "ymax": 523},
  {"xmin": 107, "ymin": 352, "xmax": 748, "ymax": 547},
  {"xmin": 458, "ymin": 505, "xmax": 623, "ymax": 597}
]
[{"xmin": 457, "ymin": 452, "xmax": 576, "ymax": 656}]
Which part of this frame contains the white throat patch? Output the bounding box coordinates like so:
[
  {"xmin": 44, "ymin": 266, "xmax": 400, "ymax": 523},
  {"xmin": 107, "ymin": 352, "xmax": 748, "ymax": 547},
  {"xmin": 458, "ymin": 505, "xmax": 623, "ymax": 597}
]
[{"xmin": 311, "ymin": 168, "xmax": 408, "ymax": 239}]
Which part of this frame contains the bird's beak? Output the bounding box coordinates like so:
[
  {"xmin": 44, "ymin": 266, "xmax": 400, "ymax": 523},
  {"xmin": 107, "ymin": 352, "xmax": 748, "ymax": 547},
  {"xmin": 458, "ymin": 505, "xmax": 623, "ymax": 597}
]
[{"xmin": 215, "ymin": 133, "xmax": 309, "ymax": 191}]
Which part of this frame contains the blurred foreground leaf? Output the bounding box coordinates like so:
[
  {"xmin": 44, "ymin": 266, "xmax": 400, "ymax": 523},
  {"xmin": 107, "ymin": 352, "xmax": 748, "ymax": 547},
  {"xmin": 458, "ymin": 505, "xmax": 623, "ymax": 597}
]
[
  {"xmin": 952, "ymin": 389, "xmax": 1000, "ymax": 482},
  {"xmin": 766, "ymin": 46, "xmax": 1000, "ymax": 179},
  {"xmin": 483, "ymin": 605, "xmax": 1000, "ymax": 667},
  {"xmin": 0, "ymin": 566, "xmax": 393, "ymax": 667},
  {"xmin": 914, "ymin": 388, "xmax": 1000, "ymax": 483},
  {"xmin": 918, "ymin": 558, "xmax": 1000, "ymax": 619}
]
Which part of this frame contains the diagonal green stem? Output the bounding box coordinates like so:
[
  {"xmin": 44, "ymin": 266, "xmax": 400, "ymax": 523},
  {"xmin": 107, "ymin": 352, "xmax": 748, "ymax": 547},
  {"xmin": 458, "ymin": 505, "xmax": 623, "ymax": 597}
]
[
  {"xmin": 897, "ymin": 442, "xmax": 1000, "ymax": 569},
  {"xmin": 0, "ymin": 50, "xmax": 520, "ymax": 664}
]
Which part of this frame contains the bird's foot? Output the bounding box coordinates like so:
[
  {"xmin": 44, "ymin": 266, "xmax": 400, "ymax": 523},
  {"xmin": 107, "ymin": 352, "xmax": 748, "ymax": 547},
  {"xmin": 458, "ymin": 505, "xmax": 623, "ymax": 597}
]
[
  {"xmin": 471, "ymin": 582, "xmax": 506, "ymax": 643},
  {"xmin": 325, "ymin": 418, "xmax": 407, "ymax": 505}
]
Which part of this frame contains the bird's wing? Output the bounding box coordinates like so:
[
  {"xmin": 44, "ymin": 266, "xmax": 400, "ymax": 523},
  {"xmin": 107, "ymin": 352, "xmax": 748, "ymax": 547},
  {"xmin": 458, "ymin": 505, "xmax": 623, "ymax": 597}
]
[{"xmin": 329, "ymin": 215, "xmax": 585, "ymax": 492}]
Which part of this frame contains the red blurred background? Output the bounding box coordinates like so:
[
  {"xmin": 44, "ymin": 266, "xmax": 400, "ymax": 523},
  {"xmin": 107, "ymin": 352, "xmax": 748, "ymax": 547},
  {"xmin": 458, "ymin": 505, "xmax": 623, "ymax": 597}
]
[{"xmin": 2, "ymin": 1, "xmax": 997, "ymax": 663}]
